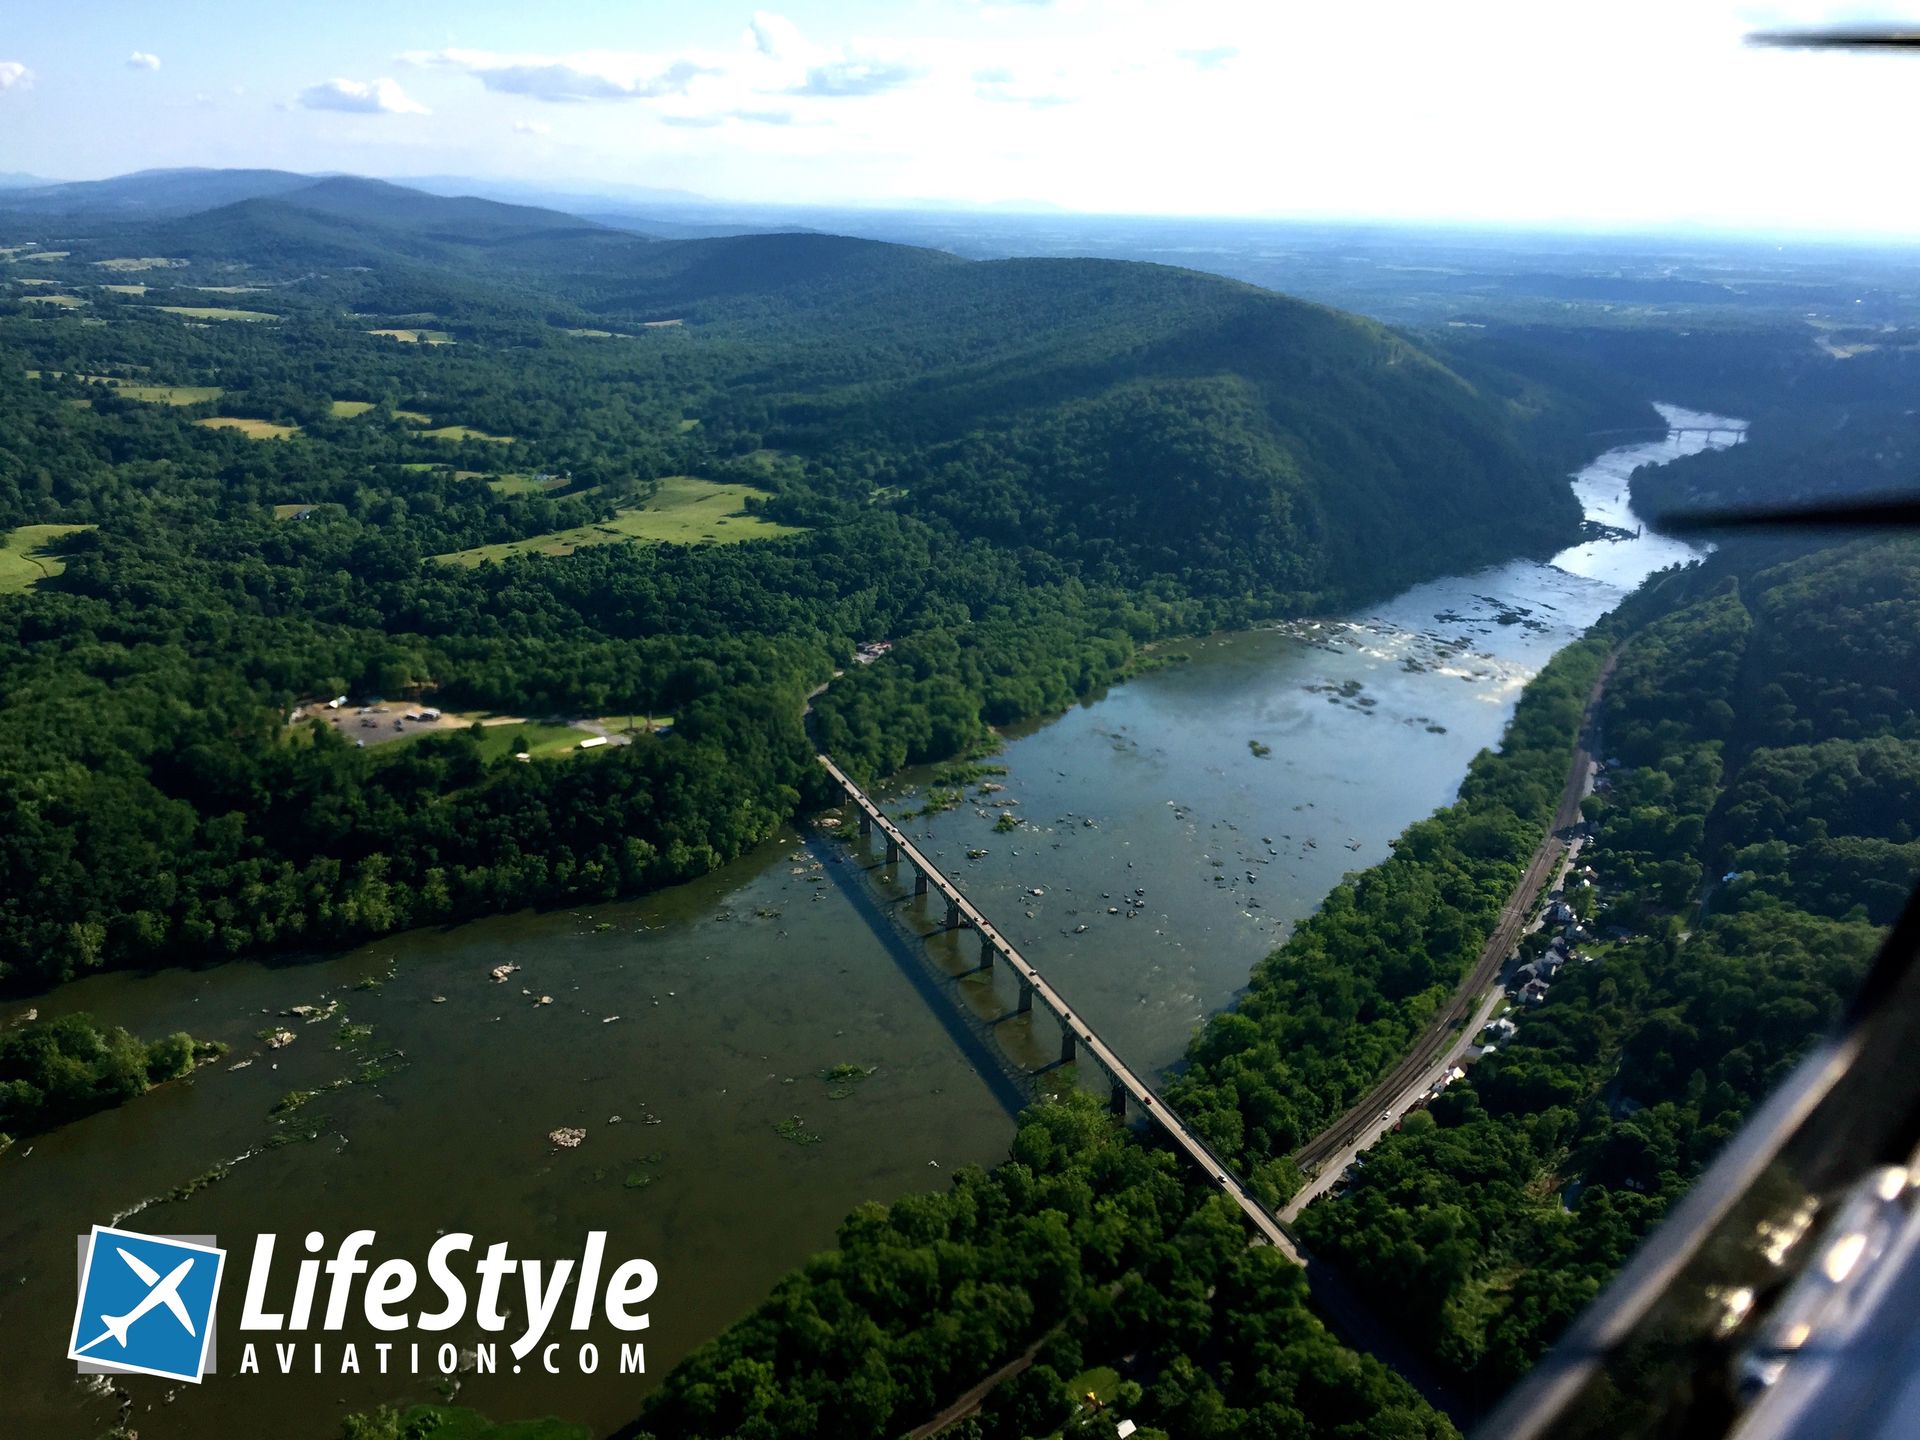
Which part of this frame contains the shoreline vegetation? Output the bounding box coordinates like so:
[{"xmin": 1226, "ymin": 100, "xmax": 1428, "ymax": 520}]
[
  {"xmin": 0, "ymin": 177, "xmax": 1646, "ymax": 999},
  {"xmin": 622, "ymin": 536, "xmax": 1917, "ymax": 1440},
  {"xmin": 625, "ymin": 622, "xmax": 1618, "ymax": 1440},
  {"xmin": 7, "ymin": 173, "xmax": 1914, "ymax": 1440},
  {"xmin": 0, "ymin": 1012, "xmax": 225, "ymax": 1148}
]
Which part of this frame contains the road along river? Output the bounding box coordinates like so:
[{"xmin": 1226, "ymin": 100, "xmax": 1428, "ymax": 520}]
[{"xmin": 0, "ymin": 405, "xmax": 1738, "ymax": 1438}]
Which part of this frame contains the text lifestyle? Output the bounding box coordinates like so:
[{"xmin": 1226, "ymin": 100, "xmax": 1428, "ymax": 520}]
[{"xmin": 233, "ymin": 1230, "xmax": 656, "ymax": 1377}]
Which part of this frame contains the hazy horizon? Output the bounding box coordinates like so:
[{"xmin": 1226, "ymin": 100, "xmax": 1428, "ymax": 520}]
[{"xmin": 2, "ymin": 2, "xmax": 1918, "ymax": 239}]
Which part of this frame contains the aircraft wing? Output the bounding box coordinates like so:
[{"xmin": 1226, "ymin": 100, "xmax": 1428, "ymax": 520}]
[
  {"xmin": 151, "ymin": 1258, "xmax": 197, "ymax": 1336},
  {"xmin": 116, "ymin": 1247, "xmax": 161, "ymax": 1287}
]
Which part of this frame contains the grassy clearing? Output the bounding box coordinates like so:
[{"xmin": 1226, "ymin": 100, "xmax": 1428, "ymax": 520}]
[
  {"xmin": 367, "ymin": 328, "xmax": 453, "ymax": 344},
  {"xmin": 643, "ymin": 318, "xmax": 685, "ymax": 328},
  {"xmin": 485, "ymin": 473, "xmax": 568, "ymax": 495},
  {"xmin": 1065, "ymin": 1366, "xmax": 1122, "ymax": 1405},
  {"xmin": 93, "ymin": 257, "xmax": 185, "ymax": 272},
  {"xmin": 393, "ymin": 409, "xmax": 433, "ymax": 425},
  {"xmin": 100, "ymin": 284, "xmax": 149, "ymax": 295},
  {"xmin": 157, "ymin": 305, "xmax": 279, "ymax": 322},
  {"xmin": 14, "ymin": 250, "xmax": 69, "ymax": 262},
  {"xmin": 22, "ymin": 293, "xmax": 86, "ymax": 308},
  {"xmin": 328, "ymin": 399, "xmax": 376, "ymax": 418},
  {"xmin": 13, "ymin": 276, "xmax": 57, "ymax": 287},
  {"xmin": 471, "ymin": 722, "xmax": 595, "ymax": 763},
  {"xmin": 190, "ymin": 284, "xmax": 264, "ymax": 294},
  {"xmin": 117, "ymin": 382, "xmax": 222, "ymax": 405},
  {"xmin": 26, "ymin": 371, "xmax": 219, "ymax": 405},
  {"xmin": 0, "ymin": 523, "xmax": 96, "ymax": 594},
  {"xmin": 196, "ymin": 416, "xmax": 300, "ymax": 440},
  {"xmin": 423, "ymin": 424, "xmax": 514, "ymax": 444},
  {"xmin": 435, "ymin": 476, "xmax": 800, "ymax": 565}
]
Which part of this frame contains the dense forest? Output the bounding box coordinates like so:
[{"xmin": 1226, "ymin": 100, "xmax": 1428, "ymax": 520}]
[
  {"xmin": 625, "ymin": 625, "xmax": 1627, "ymax": 1437},
  {"xmin": 8, "ymin": 173, "xmax": 1916, "ymax": 1440},
  {"xmin": 1295, "ymin": 537, "xmax": 1917, "ymax": 1398},
  {"xmin": 0, "ymin": 177, "xmax": 1643, "ymax": 990},
  {"xmin": 0, "ymin": 1012, "xmax": 222, "ymax": 1141},
  {"xmin": 632, "ymin": 1094, "xmax": 1448, "ymax": 1440},
  {"xmin": 631, "ymin": 537, "xmax": 1917, "ymax": 1437}
]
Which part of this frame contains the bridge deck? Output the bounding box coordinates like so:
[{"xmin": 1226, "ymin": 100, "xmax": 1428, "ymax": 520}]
[{"xmin": 818, "ymin": 753, "xmax": 1301, "ymax": 1261}]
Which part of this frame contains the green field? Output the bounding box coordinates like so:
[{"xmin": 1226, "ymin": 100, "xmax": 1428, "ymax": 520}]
[
  {"xmin": 22, "ymin": 293, "xmax": 86, "ymax": 308},
  {"xmin": 116, "ymin": 381, "xmax": 222, "ymax": 405},
  {"xmin": 28, "ymin": 372, "xmax": 221, "ymax": 405},
  {"xmin": 1066, "ymin": 1366, "xmax": 1121, "ymax": 1406},
  {"xmin": 13, "ymin": 250, "xmax": 69, "ymax": 262},
  {"xmin": 0, "ymin": 523, "xmax": 96, "ymax": 593},
  {"xmin": 435, "ymin": 477, "xmax": 800, "ymax": 565},
  {"xmin": 157, "ymin": 305, "xmax": 279, "ymax": 322},
  {"xmin": 368, "ymin": 328, "xmax": 453, "ymax": 344},
  {"xmin": 393, "ymin": 409, "xmax": 433, "ymax": 425},
  {"xmin": 484, "ymin": 473, "xmax": 567, "ymax": 495},
  {"xmin": 423, "ymin": 424, "xmax": 514, "ymax": 443},
  {"xmin": 100, "ymin": 284, "xmax": 149, "ymax": 295},
  {"xmin": 93, "ymin": 257, "xmax": 185, "ymax": 272},
  {"xmin": 470, "ymin": 721, "xmax": 596, "ymax": 763},
  {"xmin": 196, "ymin": 416, "xmax": 300, "ymax": 439},
  {"xmin": 13, "ymin": 276, "xmax": 57, "ymax": 287},
  {"xmin": 190, "ymin": 284, "xmax": 264, "ymax": 294},
  {"xmin": 328, "ymin": 399, "xmax": 376, "ymax": 418}
]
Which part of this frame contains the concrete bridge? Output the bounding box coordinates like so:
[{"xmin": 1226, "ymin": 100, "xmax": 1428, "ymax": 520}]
[{"xmin": 818, "ymin": 752, "xmax": 1302, "ymax": 1261}]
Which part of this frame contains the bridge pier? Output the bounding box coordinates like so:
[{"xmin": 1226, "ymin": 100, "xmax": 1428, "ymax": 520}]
[
  {"xmin": 980, "ymin": 930, "xmax": 995, "ymax": 969},
  {"xmin": 1110, "ymin": 1082, "xmax": 1127, "ymax": 1117},
  {"xmin": 1060, "ymin": 1027, "xmax": 1077, "ymax": 1065},
  {"xmin": 1016, "ymin": 977, "xmax": 1033, "ymax": 1013},
  {"xmin": 914, "ymin": 868, "xmax": 927, "ymax": 897},
  {"xmin": 859, "ymin": 812, "xmax": 872, "ymax": 839},
  {"xmin": 886, "ymin": 836, "xmax": 899, "ymax": 865},
  {"xmin": 945, "ymin": 898, "xmax": 961, "ymax": 929}
]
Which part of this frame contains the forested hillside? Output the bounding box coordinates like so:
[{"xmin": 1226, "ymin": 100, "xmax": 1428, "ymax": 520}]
[
  {"xmin": 0, "ymin": 177, "xmax": 1640, "ymax": 988},
  {"xmin": 1296, "ymin": 538, "xmax": 1917, "ymax": 1396}
]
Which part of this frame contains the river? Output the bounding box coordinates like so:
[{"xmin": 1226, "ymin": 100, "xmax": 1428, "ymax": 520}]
[{"xmin": 0, "ymin": 404, "xmax": 1740, "ymax": 1439}]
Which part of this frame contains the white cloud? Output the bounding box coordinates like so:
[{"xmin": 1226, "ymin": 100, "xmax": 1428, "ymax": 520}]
[
  {"xmin": 513, "ymin": 118, "xmax": 551, "ymax": 135},
  {"xmin": 127, "ymin": 51, "xmax": 161, "ymax": 71},
  {"xmin": 792, "ymin": 58, "xmax": 924, "ymax": 97},
  {"xmin": 298, "ymin": 77, "xmax": 429, "ymax": 115},
  {"xmin": 0, "ymin": 61, "xmax": 31, "ymax": 91},
  {"xmin": 403, "ymin": 49, "xmax": 716, "ymax": 103}
]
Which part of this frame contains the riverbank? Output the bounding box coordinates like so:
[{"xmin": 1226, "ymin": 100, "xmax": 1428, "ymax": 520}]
[{"xmin": 1, "ymin": 407, "xmax": 1740, "ymax": 1439}]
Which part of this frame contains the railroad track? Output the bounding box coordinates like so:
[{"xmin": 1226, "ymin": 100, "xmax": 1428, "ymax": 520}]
[{"xmin": 1290, "ymin": 655, "xmax": 1613, "ymax": 1175}]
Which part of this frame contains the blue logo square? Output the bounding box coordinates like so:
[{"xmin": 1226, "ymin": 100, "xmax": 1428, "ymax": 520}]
[{"xmin": 67, "ymin": 1226, "xmax": 226, "ymax": 1383}]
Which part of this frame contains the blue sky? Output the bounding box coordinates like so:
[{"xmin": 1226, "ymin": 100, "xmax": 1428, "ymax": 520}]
[{"xmin": 0, "ymin": 1, "xmax": 1915, "ymax": 234}]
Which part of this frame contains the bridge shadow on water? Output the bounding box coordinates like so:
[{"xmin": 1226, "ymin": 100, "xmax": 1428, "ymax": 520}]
[{"xmin": 806, "ymin": 830, "xmax": 1041, "ymax": 1122}]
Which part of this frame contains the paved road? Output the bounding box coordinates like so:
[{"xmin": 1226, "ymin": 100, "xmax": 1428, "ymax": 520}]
[{"xmin": 819, "ymin": 753, "xmax": 1305, "ymax": 1264}]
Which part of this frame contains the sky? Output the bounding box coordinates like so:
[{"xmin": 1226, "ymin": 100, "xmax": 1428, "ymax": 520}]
[{"xmin": 0, "ymin": 0, "xmax": 1916, "ymax": 235}]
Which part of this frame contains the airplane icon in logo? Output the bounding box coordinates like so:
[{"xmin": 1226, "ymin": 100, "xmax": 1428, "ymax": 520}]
[
  {"xmin": 72, "ymin": 1248, "xmax": 199, "ymax": 1355},
  {"xmin": 68, "ymin": 1225, "xmax": 225, "ymax": 1383}
]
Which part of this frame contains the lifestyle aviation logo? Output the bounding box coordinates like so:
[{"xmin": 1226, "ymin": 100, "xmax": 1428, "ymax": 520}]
[{"xmin": 68, "ymin": 1226, "xmax": 226, "ymax": 1383}]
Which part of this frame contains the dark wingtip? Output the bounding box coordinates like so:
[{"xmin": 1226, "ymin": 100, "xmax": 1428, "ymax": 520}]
[
  {"xmin": 1659, "ymin": 494, "xmax": 1920, "ymax": 534},
  {"xmin": 1748, "ymin": 28, "xmax": 1920, "ymax": 50}
]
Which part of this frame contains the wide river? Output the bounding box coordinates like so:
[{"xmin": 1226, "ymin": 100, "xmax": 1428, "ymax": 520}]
[{"xmin": 0, "ymin": 405, "xmax": 1739, "ymax": 1438}]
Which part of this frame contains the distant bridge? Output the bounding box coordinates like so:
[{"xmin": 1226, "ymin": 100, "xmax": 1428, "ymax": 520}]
[{"xmin": 817, "ymin": 753, "xmax": 1302, "ymax": 1260}]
